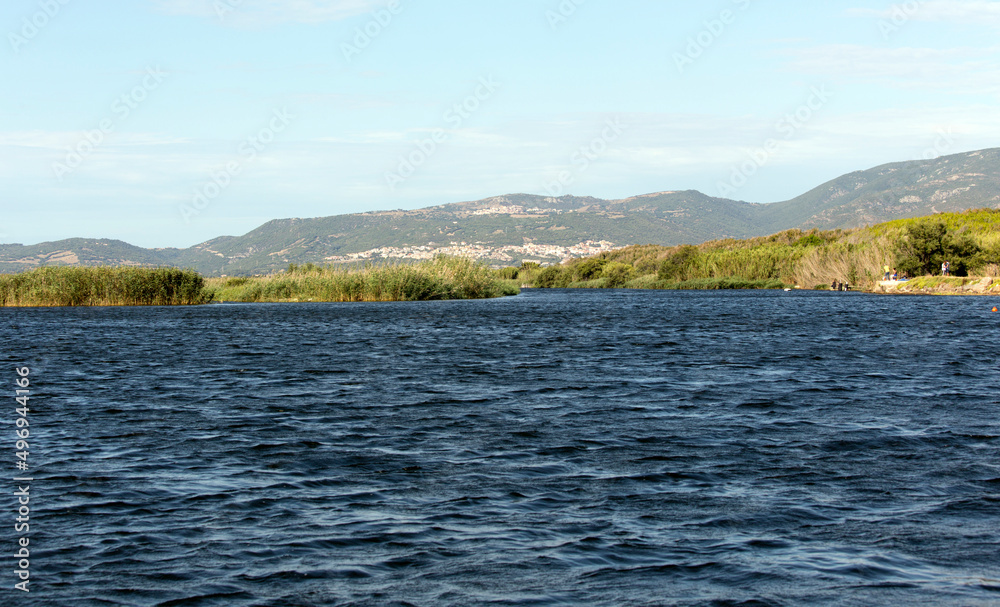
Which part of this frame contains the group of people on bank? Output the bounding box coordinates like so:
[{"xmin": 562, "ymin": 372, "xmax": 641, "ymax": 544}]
[
  {"xmin": 882, "ymin": 261, "xmax": 951, "ymax": 281},
  {"xmin": 882, "ymin": 266, "xmax": 909, "ymax": 281}
]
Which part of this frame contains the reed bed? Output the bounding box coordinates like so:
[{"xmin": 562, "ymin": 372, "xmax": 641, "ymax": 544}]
[
  {"xmin": 516, "ymin": 209, "xmax": 1000, "ymax": 291},
  {"xmin": 655, "ymin": 277, "xmax": 789, "ymax": 290},
  {"xmin": 0, "ymin": 267, "xmax": 210, "ymax": 307},
  {"xmin": 205, "ymin": 256, "xmax": 519, "ymax": 302}
]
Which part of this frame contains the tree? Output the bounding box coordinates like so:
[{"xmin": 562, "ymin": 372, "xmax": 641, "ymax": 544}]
[
  {"xmin": 944, "ymin": 231, "xmax": 983, "ymax": 276},
  {"xmin": 895, "ymin": 221, "xmax": 982, "ymax": 277}
]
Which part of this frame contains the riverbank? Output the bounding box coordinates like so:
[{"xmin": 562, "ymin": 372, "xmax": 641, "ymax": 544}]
[
  {"xmin": 511, "ymin": 209, "xmax": 1000, "ymax": 292},
  {"xmin": 875, "ymin": 276, "xmax": 999, "ymax": 295}
]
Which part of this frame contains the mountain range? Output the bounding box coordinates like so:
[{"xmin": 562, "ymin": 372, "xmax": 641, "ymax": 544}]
[{"xmin": 4, "ymin": 148, "xmax": 999, "ymax": 276}]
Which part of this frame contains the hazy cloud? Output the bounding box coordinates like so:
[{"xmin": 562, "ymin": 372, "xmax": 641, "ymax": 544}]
[
  {"xmin": 782, "ymin": 44, "xmax": 1000, "ymax": 95},
  {"xmin": 849, "ymin": 1, "xmax": 1000, "ymax": 27},
  {"xmin": 152, "ymin": 0, "xmax": 387, "ymax": 25}
]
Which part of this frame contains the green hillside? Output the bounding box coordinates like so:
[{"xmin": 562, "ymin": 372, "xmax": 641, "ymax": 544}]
[
  {"xmin": 3, "ymin": 148, "xmax": 999, "ymax": 276},
  {"xmin": 760, "ymin": 148, "xmax": 1000, "ymax": 230},
  {"xmin": 516, "ymin": 209, "xmax": 1000, "ymax": 291}
]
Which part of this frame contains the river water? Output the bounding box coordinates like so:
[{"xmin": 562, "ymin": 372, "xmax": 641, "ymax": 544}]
[{"xmin": 2, "ymin": 289, "xmax": 999, "ymax": 606}]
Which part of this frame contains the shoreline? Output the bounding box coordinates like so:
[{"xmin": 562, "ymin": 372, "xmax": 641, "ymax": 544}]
[{"xmin": 870, "ymin": 277, "xmax": 998, "ymax": 296}]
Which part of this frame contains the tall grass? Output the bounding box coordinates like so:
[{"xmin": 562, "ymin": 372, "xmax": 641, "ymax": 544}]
[
  {"xmin": 0, "ymin": 267, "xmax": 210, "ymax": 307},
  {"xmin": 205, "ymin": 256, "xmax": 519, "ymax": 302},
  {"xmin": 515, "ymin": 209, "xmax": 1000, "ymax": 291},
  {"xmin": 656, "ymin": 277, "xmax": 789, "ymax": 290},
  {"xmin": 792, "ymin": 233, "xmax": 894, "ymax": 288}
]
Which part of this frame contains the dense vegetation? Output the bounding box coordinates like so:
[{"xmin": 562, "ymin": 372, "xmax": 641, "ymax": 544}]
[
  {"xmin": 510, "ymin": 209, "xmax": 1000, "ymax": 291},
  {"xmin": 204, "ymin": 256, "xmax": 518, "ymax": 302},
  {"xmin": 3, "ymin": 212, "xmax": 996, "ymax": 303},
  {"xmin": 0, "ymin": 257, "xmax": 518, "ymax": 306},
  {"xmin": 0, "ymin": 267, "xmax": 210, "ymax": 306}
]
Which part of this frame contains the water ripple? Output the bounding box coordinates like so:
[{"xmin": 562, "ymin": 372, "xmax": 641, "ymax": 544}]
[{"xmin": 3, "ymin": 290, "xmax": 999, "ymax": 605}]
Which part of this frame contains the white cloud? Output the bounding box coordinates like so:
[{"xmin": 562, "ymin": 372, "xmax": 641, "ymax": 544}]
[
  {"xmin": 850, "ymin": 0, "xmax": 1000, "ymax": 27},
  {"xmin": 151, "ymin": 0, "xmax": 388, "ymax": 26},
  {"xmin": 782, "ymin": 44, "xmax": 1000, "ymax": 95},
  {"xmin": 0, "ymin": 131, "xmax": 191, "ymax": 151},
  {"xmin": 291, "ymin": 92, "xmax": 395, "ymax": 110}
]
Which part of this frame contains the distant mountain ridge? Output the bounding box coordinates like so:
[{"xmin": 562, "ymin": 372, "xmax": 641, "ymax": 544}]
[{"xmin": 3, "ymin": 148, "xmax": 999, "ymax": 276}]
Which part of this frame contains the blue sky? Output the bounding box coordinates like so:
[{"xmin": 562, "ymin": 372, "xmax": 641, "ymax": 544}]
[{"xmin": 2, "ymin": 0, "xmax": 999, "ymax": 248}]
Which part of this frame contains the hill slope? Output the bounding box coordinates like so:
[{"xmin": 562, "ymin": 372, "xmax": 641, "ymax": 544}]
[
  {"xmin": 3, "ymin": 148, "xmax": 999, "ymax": 275},
  {"xmin": 762, "ymin": 148, "xmax": 1000, "ymax": 230}
]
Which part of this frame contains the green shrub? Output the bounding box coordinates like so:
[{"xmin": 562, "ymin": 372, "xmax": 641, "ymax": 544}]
[
  {"xmin": 658, "ymin": 245, "xmax": 700, "ymax": 281},
  {"xmin": 575, "ymin": 258, "xmax": 607, "ymax": 281},
  {"xmin": 534, "ymin": 266, "xmax": 571, "ymax": 288},
  {"xmin": 602, "ymin": 262, "xmax": 636, "ymax": 288},
  {"xmin": 794, "ymin": 234, "xmax": 824, "ymax": 247}
]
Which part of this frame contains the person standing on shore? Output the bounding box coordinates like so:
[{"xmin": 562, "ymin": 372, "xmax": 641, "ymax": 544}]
[
  {"xmin": 942, "ymin": 260, "xmax": 951, "ymax": 276},
  {"xmin": 884, "ymin": 265, "xmax": 891, "ymax": 281}
]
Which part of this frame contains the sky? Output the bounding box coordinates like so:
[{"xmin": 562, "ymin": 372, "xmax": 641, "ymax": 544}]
[{"xmin": 2, "ymin": 0, "xmax": 1000, "ymax": 248}]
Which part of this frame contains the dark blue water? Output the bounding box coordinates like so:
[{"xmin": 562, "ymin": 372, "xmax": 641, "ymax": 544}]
[{"xmin": 2, "ymin": 289, "xmax": 999, "ymax": 606}]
